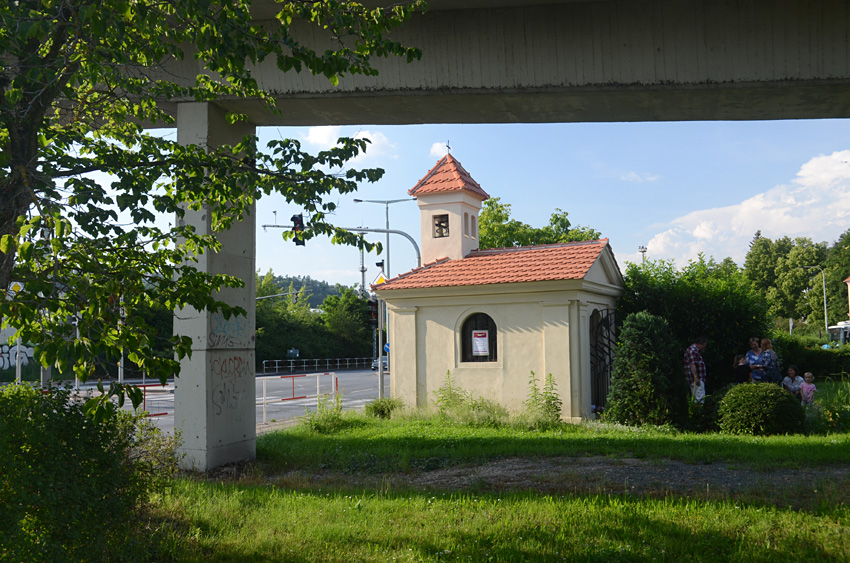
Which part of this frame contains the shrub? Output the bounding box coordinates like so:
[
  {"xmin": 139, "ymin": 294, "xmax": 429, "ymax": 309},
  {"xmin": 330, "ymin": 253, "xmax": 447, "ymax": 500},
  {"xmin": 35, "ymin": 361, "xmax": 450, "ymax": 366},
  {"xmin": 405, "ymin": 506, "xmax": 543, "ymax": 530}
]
[
  {"xmin": 803, "ymin": 377, "xmax": 850, "ymax": 434},
  {"xmin": 0, "ymin": 384, "xmax": 178, "ymax": 562},
  {"xmin": 687, "ymin": 383, "xmax": 736, "ymax": 433},
  {"xmin": 519, "ymin": 372, "xmax": 563, "ymax": 430},
  {"xmin": 718, "ymin": 384, "xmax": 805, "ymax": 435},
  {"xmin": 365, "ymin": 397, "xmax": 404, "ymax": 419},
  {"xmin": 618, "ymin": 257, "xmax": 771, "ymax": 390},
  {"xmin": 605, "ymin": 312, "xmax": 689, "ymax": 428},
  {"xmin": 434, "ymin": 372, "xmax": 509, "ymax": 428},
  {"xmin": 301, "ymin": 393, "xmax": 358, "ymax": 433},
  {"xmin": 771, "ymin": 332, "xmax": 850, "ymax": 377}
]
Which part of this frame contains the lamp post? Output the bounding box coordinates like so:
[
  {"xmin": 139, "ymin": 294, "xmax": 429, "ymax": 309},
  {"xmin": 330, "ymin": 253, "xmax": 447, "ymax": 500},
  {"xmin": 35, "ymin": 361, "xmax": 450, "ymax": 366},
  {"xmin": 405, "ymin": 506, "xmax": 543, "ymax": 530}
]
[
  {"xmin": 353, "ymin": 198, "xmax": 415, "ymax": 278},
  {"xmin": 805, "ymin": 265, "xmax": 829, "ymax": 333}
]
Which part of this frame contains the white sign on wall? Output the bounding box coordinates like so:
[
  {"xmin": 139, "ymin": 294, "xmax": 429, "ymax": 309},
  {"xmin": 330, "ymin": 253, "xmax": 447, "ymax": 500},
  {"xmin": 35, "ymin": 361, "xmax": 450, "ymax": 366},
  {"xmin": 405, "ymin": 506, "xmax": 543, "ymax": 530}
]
[{"xmin": 472, "ymin": 330, "xmax": 489, "ymax": 356}]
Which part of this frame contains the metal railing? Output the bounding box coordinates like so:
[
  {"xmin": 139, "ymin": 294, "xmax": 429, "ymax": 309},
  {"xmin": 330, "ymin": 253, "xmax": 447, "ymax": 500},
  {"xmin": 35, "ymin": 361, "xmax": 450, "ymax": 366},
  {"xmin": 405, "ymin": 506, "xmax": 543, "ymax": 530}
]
[
  {"xmin": 256, "ymin": 371, "xmax": 338, "ymax": 424},
  {"xmin": 137, "ymin": 382, "xmax": 173, "ymax": 417},
  {"xmin": 262, "ymin": 357, "xmax": 372, "ymax": 374}
]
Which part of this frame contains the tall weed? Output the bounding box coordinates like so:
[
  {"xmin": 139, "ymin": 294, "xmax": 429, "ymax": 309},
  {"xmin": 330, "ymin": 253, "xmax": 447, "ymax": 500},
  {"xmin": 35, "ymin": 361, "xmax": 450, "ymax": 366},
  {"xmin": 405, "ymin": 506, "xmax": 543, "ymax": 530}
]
[
  {"xmin": 301, "ymin": 393, "xmax": 358, "ymax": 433},
  {"xmin": 365, "ymin": 397, "xmax": 404, "ymax": 419},
  {"xmin": 518, "ymin": 371, "xmax": 563, "ymax": 430},
  {"xmin": 435, "ymin": 371, "xmax": 508, "ymax": 428},
  {"xmin": 805, "ymin": 377, "xmax": 850, "ymax": 434}
]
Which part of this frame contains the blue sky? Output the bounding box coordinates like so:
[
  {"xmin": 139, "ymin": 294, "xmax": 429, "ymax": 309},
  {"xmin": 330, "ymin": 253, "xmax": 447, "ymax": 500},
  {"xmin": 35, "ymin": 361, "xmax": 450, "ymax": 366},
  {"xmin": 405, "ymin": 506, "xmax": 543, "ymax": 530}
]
[{"xmin": 253, "ymin": 119, "xmax": 850, "ymax": 289}]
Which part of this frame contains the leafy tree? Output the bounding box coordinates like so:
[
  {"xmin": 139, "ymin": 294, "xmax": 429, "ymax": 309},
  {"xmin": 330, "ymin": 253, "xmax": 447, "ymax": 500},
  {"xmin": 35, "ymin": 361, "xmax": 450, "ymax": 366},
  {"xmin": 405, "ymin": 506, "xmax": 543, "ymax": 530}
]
[
  {"xmin": 820, "ymin": 228, "xmax": 850, "ymax": 327},
  {"xmin": 0, "ymin": 1, "xmax": 422, "ymax": 405},
  {"xmin": 255, "ymin": 272, "xmax": 371, "ymax": 366},
  {"xmin": 767, "ymin": 238, "xmax": 828, "ymax": 319},
  {"xmin": 618, "ymin": 255, "xmax": 770, "ymax": 390},
  {"xmin": 743, "ymin": 235, "xmax": 783, "ymax": 294},
  {"xmin": 256, "ymin": 274, "xmax": 324, "ymax": 367},
  {"xmin": 605, "ymin": 311, "xmax": 688, "ymax": 428},
  {"xmin": 478, "ymin": 197, "xmax": 601, "ymax": 250},
  {"xmin": 744, "ymin": 233, "xmax": 833, "ymax": 325},
  {"xmin": 321, "ymin": 286, "xmax": 372, "ymax": 357}
]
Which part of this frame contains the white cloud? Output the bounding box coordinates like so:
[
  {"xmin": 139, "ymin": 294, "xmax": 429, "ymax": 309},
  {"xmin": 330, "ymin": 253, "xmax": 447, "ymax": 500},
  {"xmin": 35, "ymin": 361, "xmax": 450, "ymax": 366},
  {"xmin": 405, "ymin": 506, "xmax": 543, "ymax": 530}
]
[
  {"xmin": 304, "ymin": 126, "xmax": 342, "ymax": 150},
  {"xmin": 353, "ymin": 130, "xmax": 394, "ymax": 161},
  {"xmin": 620, "ymin": 171, "xmax": 660, "ymax": 183},
  {"xmin": 303, "ymin": 127, "xmax": 395, "ymax": 164},
  {"xmin": 430, "ymin": 142, "xmax": 449, "ymax": 159},
  {"xmin": 644, "ymin": 150, "xmax": 850, "ymax": 266}
]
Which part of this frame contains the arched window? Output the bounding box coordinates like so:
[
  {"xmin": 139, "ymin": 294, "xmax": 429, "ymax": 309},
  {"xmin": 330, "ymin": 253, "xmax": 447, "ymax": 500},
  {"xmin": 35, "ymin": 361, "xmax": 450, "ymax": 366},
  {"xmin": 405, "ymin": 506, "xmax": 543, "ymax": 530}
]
[
  {"xmin": 461, "ymin": 313, "xmax": 497, "ymax": 362},
  {"xmin": 471, "ymin": 215, "xmax": 477, "ymax": 238},
  {"xmin": 464, "ymin": 212, "xmax": 470, "ymax": 236}
]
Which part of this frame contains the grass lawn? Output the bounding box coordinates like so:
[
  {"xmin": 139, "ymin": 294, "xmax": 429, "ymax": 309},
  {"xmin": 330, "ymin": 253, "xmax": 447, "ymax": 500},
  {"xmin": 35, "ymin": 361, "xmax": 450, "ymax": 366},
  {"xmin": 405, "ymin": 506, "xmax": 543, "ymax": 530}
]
[{"xmin": 149, "ymin": 409, "xmax": 850, "ymax": 562}]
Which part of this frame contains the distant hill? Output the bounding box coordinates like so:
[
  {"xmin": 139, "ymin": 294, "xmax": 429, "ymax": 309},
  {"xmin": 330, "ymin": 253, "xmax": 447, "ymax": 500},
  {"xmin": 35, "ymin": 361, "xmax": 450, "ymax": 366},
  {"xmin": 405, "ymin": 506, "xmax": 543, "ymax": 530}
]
[{"xmin": 269, "ymin": 274, "xmax": 348, "ymax": 308}]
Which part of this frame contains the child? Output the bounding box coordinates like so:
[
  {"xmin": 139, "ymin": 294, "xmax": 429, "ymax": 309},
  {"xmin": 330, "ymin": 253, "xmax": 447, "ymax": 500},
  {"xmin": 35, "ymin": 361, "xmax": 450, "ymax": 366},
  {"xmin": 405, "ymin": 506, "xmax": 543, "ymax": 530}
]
[{"xmin": 800, "ymin": 372, "xmax": 817, "ymax": 406}]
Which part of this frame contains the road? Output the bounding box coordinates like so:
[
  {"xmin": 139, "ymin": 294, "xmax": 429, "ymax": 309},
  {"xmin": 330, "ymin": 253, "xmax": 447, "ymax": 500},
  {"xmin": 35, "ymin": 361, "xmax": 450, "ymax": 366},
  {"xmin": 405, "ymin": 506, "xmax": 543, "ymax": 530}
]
[{"xmin": 133, "ymin": 368, "xmax": 386, "ymax": 434}]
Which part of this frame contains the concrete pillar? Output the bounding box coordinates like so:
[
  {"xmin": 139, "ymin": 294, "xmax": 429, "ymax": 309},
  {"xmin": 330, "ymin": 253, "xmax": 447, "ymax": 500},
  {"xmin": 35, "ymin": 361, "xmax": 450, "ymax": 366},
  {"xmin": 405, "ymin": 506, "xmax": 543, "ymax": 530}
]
[{"xmin": 174, "ymin": 103, "xmax": 257, "ymax": 471}]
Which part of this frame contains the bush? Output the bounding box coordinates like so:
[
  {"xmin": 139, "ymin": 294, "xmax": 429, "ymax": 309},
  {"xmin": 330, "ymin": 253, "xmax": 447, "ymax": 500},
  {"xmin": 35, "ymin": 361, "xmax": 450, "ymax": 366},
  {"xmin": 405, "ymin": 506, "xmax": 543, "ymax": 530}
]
[
  {"xmin": 618, "ymin": 257, "xmax": 771, "ymax": 390},
  {"xmin": 771, "ymin": 332, "xmax": 850, "ymax": 377},
  {"xmin": 364, "ymin": 397, "xmax": 404, "ymax": 419},
  {"xmin": 518, "ymin": 372, "xmax": 563, "ymax": 430},
  {"xmin": 0, "ymin": 384, "xmax": 178, "ymax": 562},
  {"xmin": 687, "ymin": 383, "xmax": 736, "ymax": 433},
  {"xmin": 718, "ymin": 384, "xmax": 805, "ymax": 435},
  {"xmin": 803, "ymin": 377, "xmax": 850, "ymax": 434},
  {"xmin": 301, "ymin": 393, "xmax": 360, "ymax": 433},
  {"xmin": 434, "ymin": 372, "xmax": 509, "ymax": 428},
  {"xmin": 605, "ymin": 312, "xmax": 689, "ymax": 428}
]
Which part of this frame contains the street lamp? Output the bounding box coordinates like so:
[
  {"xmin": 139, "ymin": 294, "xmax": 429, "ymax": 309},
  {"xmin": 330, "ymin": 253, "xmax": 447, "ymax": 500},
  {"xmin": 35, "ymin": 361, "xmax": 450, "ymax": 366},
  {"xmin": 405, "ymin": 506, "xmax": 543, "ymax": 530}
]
[
  {"xmin": 805, "ymin": 265, "xmax": 829, "ymax": 333},
  {"xmin": 353, "ymin": 198, "xmax": 415, "ymax": 278}
]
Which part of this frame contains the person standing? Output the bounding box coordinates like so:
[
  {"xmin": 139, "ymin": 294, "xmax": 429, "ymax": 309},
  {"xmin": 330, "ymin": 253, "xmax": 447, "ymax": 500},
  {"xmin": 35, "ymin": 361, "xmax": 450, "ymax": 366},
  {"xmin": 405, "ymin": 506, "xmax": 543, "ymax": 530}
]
[
  {"xmin": 760, "ymin": 339, "xmax": 782, "ymax": 384},
  {"xmin": 800, "ymin": 372, "xmax": 818, "ymax": 406},
  {"xmin": 684, "ymin": 337, "xmax": 708, "ymax": 403},
  {"xmin": 745, "ymin": 337, "xmax": 764, "ymax": 382}
]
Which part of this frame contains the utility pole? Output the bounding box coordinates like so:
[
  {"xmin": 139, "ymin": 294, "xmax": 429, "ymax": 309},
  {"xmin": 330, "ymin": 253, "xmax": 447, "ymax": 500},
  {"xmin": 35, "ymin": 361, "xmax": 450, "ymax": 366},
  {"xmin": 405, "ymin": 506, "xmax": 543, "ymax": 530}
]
[
  {"xmin": 353, "ymin": 198, "xmax": 416, "ymax": 278},
  {"xmin": 359, "ymin": 246, "xmax": 367, "ymax": 297}
]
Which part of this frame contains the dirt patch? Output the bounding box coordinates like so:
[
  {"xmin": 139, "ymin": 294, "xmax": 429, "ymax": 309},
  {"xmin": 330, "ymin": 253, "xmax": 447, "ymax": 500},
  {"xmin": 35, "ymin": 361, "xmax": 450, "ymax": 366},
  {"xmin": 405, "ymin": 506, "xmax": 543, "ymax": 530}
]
[
  {"xmin": 390, "ymin": 456, "xmax": 850, "ymax": 498},
  {"xmin": 216, "ymin": 456, "xmax": 850, "ymax": 506}
]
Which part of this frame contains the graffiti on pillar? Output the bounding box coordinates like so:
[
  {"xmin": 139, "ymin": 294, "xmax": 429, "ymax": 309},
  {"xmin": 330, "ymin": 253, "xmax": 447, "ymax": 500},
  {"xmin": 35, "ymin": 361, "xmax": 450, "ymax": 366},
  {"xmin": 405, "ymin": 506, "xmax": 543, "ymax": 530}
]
[
  {"xmin": 208, "ymin": 312, "xmax": 251, "ymax": 349},
  {"xmin": 211, "ymin": 354, "xmax": 249, "ymax": 416},
  {"xmin": 0, "ymin": 342, "xmax": 34, "ymax": 371}
]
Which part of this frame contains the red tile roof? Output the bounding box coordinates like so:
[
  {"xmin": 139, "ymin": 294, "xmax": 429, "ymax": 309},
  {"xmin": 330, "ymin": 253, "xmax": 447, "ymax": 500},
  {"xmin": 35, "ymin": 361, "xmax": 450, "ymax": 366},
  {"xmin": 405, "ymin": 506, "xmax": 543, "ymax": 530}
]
[
  {"xmin": 408, "ymin": 154, "xmax": 490, "ymax": 200},
  {"xmin": 375, "ymin": 239, "xmax": 612, "ymax": 290}
]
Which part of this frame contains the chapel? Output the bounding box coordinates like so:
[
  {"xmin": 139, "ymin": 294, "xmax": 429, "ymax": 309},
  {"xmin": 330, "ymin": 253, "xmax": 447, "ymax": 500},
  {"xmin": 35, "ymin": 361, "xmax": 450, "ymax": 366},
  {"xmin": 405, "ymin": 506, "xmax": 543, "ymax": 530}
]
[{"xmin": 374, "ymin": 154, "xmax": 624, "ymax": 420}]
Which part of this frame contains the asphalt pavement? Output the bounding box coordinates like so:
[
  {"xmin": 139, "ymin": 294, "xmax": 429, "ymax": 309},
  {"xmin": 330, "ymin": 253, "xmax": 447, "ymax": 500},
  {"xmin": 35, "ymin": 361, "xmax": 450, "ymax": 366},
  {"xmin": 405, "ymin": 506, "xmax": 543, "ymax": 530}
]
[{"xmin": 121, "ymin": 368, "xmax": 387, "ymax": 434}]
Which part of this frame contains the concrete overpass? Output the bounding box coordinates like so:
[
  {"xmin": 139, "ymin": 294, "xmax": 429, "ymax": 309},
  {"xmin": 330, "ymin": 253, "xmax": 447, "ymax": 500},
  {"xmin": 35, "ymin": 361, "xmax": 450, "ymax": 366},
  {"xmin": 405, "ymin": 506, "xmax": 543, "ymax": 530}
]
[
  {"xmin": 168, "ymin": 0, "xmax": 850, "ymax": 126},
  {"xmin": 173, "ymin": 0, "xmax": 850, "ymax": 470}
]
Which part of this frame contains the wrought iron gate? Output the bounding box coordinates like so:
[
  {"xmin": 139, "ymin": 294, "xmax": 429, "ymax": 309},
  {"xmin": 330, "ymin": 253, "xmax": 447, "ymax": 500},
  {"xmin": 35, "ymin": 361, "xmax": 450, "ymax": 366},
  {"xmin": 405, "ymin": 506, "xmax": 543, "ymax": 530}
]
[{"xmin": 589, "ymin": 309, "xmax": 616, "ymax": 413}]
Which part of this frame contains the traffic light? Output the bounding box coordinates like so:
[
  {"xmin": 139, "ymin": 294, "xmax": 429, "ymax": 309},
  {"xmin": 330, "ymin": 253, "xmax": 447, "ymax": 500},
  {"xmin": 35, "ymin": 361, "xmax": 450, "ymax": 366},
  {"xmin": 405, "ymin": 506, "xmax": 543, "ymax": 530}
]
[
  {"xmin": 368, "ymin": 298, "xmax": 378, "ymax": 328},
  {"xmin": 291, "ymin": 214, "xmax": 305, "ymax": 246}
]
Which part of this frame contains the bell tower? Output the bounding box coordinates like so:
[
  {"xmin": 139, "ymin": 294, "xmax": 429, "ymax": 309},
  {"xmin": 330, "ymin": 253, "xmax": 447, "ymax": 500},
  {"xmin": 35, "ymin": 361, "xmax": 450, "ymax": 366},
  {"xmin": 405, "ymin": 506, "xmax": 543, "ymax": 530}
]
[{"xmin": 408, "ymin": 154, "xmax": 489, "ymax": 264}]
